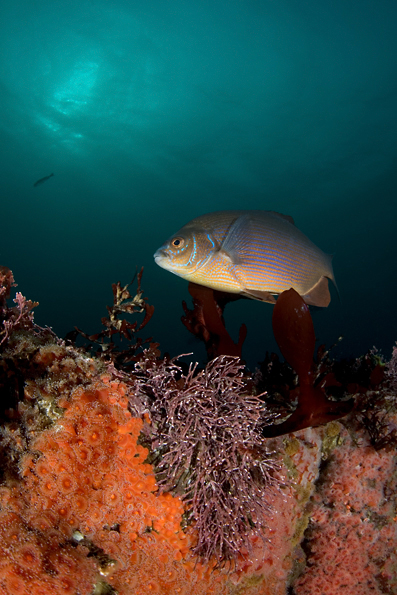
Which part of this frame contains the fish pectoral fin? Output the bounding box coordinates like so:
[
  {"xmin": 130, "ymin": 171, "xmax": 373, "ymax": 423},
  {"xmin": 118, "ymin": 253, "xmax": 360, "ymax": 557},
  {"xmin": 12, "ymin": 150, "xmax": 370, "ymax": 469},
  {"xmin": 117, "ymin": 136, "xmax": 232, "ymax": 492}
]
[
  {"xmin": 218, "ymin": 249, "xmax": 237, "ymax": 264},
  {"xmin": 302, "ymin": 276, "xmax": 331, "ymax": 307},
  {"xmin": 220, "ymin": 214, "xmax": 252, "ymax": 262},
  {"xmin": 241, "ymin": 289, "xmax": 277, "ymax": 304}
]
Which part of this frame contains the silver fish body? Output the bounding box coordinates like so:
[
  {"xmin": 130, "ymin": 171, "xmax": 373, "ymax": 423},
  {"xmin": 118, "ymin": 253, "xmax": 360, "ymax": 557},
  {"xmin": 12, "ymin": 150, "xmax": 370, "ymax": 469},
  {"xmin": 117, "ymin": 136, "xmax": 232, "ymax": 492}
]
[{"xmin": 154, "ymin": 210, "xmax": 337, "ymax": 307}]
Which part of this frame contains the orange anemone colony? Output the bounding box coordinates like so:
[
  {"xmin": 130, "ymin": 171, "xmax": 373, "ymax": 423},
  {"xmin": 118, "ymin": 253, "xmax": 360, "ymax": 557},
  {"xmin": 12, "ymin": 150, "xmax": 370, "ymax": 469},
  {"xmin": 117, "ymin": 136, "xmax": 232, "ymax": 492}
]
[{"xmin": 0, "ymin": 373, "xmax": 201, "ymax": 594}]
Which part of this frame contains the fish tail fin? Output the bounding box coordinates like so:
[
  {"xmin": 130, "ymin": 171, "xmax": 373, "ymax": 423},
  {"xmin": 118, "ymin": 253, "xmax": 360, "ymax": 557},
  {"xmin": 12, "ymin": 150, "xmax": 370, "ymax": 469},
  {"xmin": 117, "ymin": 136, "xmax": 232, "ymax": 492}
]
[
  {"xmin": 332, "ymin": 278, "xmax": 341, "ymax": 302},
  {"xmin": 327, "ymin": 253, "xmax": 340, "ymax": 301}
]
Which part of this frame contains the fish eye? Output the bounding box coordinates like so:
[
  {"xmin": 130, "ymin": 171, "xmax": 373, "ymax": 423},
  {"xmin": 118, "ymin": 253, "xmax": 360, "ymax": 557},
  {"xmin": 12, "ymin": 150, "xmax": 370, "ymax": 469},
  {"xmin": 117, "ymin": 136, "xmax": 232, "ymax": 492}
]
[{"xmin": 171, "ymin": 237, "xmax": 184, "ymax": 248}]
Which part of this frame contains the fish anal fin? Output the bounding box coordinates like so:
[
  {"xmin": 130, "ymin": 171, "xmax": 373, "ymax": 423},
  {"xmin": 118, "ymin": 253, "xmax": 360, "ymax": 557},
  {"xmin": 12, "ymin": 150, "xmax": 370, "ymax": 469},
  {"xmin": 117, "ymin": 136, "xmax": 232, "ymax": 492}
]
[
  {"xmin": 241, "ymin": 289, "xmax": 277, "ymax": 304},
  {"xmin": 302, "ymin": 276, "xmax": 331, "ymax": 307}
]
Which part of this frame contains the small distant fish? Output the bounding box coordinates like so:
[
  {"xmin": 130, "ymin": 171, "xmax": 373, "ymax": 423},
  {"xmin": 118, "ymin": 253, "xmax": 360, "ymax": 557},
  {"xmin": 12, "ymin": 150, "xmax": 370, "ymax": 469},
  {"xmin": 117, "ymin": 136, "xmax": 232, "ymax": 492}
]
[
  {"xmin": 33, "ymin": 173, "xmax": 54, "ymax": 187},
  {"xmin": 154, "ymin": 210, "xmax": 337, "ymax": 307}
]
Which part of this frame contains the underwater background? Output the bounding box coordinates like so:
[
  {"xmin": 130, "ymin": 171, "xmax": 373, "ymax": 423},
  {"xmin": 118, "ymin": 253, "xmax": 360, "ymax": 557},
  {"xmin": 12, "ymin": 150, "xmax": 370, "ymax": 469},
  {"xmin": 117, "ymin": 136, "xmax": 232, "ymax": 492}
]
[{"xmin": 1, "ymin": 0, "xmax": 396, "ymax": 368}]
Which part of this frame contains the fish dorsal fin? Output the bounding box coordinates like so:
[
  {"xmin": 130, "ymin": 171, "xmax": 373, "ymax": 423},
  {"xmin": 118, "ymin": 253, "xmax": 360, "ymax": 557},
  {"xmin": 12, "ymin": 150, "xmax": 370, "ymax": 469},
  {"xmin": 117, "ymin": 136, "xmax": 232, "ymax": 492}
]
[
  {"xmin": 269, "ymin": 211, "xmax": 295, "ymax": 226},
  {"xmin": 302, "ymin": 276, "xmax": 331, "ymax": 307}
]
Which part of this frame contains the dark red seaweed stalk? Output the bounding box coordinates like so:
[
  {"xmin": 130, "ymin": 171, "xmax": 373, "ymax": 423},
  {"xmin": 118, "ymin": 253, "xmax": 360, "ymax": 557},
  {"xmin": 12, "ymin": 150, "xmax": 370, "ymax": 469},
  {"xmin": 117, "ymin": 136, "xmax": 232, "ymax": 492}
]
[
  {"xmin": 181, "ymin": 282, "xmax": 247, "ymax": 360},
  {"xmin": 263, "ymin": 288, "xmax": 354, "ymax": 437}
]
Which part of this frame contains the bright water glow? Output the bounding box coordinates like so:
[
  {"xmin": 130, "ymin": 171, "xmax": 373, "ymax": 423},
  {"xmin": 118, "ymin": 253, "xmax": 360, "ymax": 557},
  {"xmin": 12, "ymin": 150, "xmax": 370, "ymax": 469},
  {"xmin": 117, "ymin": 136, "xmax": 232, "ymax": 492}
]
[{"xmin": 51, "ymin": 59, "xmax": 99, "ymax": 116}]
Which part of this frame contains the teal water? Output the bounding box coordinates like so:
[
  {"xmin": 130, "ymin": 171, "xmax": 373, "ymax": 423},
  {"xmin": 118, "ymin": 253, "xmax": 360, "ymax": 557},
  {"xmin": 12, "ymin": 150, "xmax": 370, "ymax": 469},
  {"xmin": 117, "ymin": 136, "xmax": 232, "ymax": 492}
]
[{"xmin": 1, "ymin": 0, "xmax": 396, "ymax": 367}]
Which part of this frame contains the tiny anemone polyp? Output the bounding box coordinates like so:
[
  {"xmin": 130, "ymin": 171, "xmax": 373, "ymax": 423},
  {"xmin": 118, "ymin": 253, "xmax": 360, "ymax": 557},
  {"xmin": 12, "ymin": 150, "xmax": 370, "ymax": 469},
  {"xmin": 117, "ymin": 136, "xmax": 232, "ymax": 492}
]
[
  {"xmin": 41, "ymin": 480, "xmax": 57, "ymax": 496},
  {"xmin": 83, "ymin": 426, "xmax": 104, "ymax": 446},
  {"xmin": 34, "ymin": 461, "xmax": 51, "ymax": 478},
  {"xmin": 107, "ymin": 491, "xmax": 122, "ymax": 507},
  {"xmin": 73, "ymin": 494, "xmax": 88, "ymax": 514},
  {"xmin": 74, "ymin": 445, "xmax": 92, "ymax": 463},
  {"xmin": 57, "ymin": 473, "xmax": 76, "ymax": 494},
  {"xmin": 18, "ymin": 544, "xmax": 42, "ymax": 570}
]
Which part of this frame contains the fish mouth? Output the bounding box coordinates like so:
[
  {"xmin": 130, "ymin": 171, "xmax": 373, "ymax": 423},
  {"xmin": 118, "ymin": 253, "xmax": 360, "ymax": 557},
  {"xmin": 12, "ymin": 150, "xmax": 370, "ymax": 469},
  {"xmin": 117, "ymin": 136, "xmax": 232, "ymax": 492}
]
[{"xmin": 154, "ymin": 248, "xmax": 168, "ymax": 265}]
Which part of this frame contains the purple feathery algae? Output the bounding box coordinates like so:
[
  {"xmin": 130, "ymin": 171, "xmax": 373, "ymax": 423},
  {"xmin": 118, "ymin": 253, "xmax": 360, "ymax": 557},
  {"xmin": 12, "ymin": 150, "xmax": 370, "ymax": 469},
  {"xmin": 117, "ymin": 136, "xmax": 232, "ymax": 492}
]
[
  {"xmin": 135, "ymin": 354, "xmax": 282, "ymax": 566},
  {"xmin": 0, "ymin": 266, "xmax": 40, "ymax": 346}
]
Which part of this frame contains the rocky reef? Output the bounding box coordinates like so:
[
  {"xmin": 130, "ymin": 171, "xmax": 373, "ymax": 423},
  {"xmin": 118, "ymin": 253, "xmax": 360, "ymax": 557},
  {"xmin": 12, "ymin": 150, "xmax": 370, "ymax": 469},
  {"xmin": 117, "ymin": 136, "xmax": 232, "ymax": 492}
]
[{"xmin": 0, "ymin": 266, "xmax": 396, "ymax": 595}]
